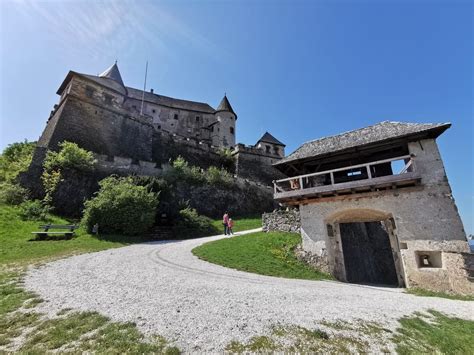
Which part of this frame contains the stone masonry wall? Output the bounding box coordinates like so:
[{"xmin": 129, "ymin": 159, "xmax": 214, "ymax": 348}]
[
  {"xmin": 262, "ymin": 209, "xmax": 301, "ymax": 233},
  {"xmin": 38, "ymin": 95, "xmax": 153, "ymax": 161},
  {"xmin": 233, "ymin": 144, "xmax": 287, "ymax": 186}
]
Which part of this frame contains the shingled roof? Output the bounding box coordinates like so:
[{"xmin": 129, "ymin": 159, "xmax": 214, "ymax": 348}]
[
  {"xmin": 126, "ymin": 87, "xmax": 216, "ymax": 113},
  {"xmin": 275, "ymin": 121, "xmax": 451, "ymax": 166},
  {"xmin": 99, "ymin": 62, "xmax": 124, "ymax": 86},
  {"xmin": 257, "ymin": 132, "xmax": 285, "ymax": 146},
  {"xmin": 215, "ymin": 95, "xmax": 237, "ymax": 118}
]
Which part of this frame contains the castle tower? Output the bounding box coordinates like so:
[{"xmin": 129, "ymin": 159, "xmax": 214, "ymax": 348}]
[
  {"xmin": 98, "ymin": 61, "xmax": 125, "ymax": 86},
  {"xmin": 214, "ymin": 95, "xmax": 236, "ymax": 148}
]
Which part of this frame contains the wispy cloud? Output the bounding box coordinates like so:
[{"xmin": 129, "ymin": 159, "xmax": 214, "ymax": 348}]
[{"xmin": 10, "ymin": 0, "xmax": 222, "ymax": 61}]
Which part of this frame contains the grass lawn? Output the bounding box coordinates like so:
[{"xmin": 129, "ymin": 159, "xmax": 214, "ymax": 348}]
[
  {"xmin": 405, "ymin": 287, "xmax": 474, "ymax": 301},
  {"xmin": 192, "ymin": 231, "xmax": 332, "ymax": 280},
  {"xmin": 393, "ymin": 310, "xmax": 474, "ymax": 354},
  {"xmin": 0, "ymin": 203, "xmax": 139, "ymax": 266},
  {"xmin": 226, "ymin": 310, "xmax": 474, "ymax": 354},
  {"xmin": 0, "ymin": 203, "xmax": 179, "ymax": 353},
  {"xmin": 210, "ymin": 215, "xmax": 261, "ymax": 234}
]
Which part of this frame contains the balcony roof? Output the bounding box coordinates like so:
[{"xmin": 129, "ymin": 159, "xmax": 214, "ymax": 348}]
[{"xmin": 274, "ymin": 121, "xmax": 450, "ymax": 167}]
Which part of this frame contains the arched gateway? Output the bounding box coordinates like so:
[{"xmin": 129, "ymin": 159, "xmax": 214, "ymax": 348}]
[{"xmin": 325, "ymin": 209, "xmax": 404, "ymax": 286}]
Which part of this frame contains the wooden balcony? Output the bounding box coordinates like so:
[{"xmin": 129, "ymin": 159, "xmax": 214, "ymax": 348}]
[{"xmin": 274, "ymin": 155, "xmax": 421, "ymax": 203}]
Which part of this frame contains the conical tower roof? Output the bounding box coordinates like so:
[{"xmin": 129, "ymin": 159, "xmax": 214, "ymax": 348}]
[
  {"xmin": 99, "ymin": 62, "xmax": 124, "ymax": 86},
  {"xmin": 216, "ymin": 94, "xmax": 237, "ymax": 118},
  {"xmin": 257, "ymin": 132, "xmax": 286, "ymax": 146}
]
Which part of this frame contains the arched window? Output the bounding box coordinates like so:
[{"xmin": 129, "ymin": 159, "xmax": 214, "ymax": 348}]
[{"xmin": 230, "ymin": 127, "xmax": 235, "ymax": 135}]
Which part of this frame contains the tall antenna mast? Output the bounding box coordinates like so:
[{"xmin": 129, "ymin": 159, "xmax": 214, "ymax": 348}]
[{"xmin": 140, "ymin": 61, "xmax": 148, "ymax": 116}]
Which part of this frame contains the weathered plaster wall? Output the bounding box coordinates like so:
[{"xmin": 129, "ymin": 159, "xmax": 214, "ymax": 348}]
[{"xmin": 297, "ymin": 138, "xmax": 470, "ymax": 293}]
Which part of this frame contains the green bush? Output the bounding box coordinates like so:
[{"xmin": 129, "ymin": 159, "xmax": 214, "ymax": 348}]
[
  {"xmin": 165, "ymin": 157, "xmax": 234, "ymax": 188},
  {"xmin": 173, "ymin": 207, "xmax": 218, "ymax": 239},
  {"xmin": 82, "ymin": 176, "xmax": 159, "ymax": 236},
  {"xmin": 19, "ymin": 200, "xmax": 51, "ymax": 221},
  {"xmin": 44, "ymin": 141, "xmax": 96, "ymax": 172},
  {"xmin": 165, "ymin": 156, "xmax": 205, "ymax": 184},
  {"xmin": 217, "ymin": 148, "xmax": 235, "ymax": 171},
  {"xmin": 0, "ymin": 140, "xmax": 36, "ymax": 182},
  {"xmin": 205, "ymin": 166, "xmax": 233, "ymax": 186},
  {"xmin": 0, "ymin": 182, "xmax": 29, "ymax": 205}
]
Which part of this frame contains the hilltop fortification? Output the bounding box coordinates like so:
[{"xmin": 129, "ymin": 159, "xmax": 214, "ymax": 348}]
[{"xmin": 31, "ymin": 62, "xmax": 285, "ymax": 184}]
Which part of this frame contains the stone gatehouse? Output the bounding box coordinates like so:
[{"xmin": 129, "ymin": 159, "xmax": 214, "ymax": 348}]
[{"xmin": 272, "ymin": 121, "xmax": 472, "ymax": 295}]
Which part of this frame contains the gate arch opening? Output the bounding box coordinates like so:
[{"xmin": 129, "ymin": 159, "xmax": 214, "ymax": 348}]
[{"xmin": 326, "ymin": 209, "xmax": 404, "ymax": 286}]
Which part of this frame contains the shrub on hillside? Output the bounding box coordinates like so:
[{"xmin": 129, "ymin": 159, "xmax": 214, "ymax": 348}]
[
  {"xmin": 82, "ymin": 176, "xmax": 159, "ymax": 235},
  {"xmin": 165, "ymin": 156, "xmax": 204, "ymax": 184},
  {"xmin": 0, "ymin": 140, "xmax": 36, "ymax": 182},
  {"xmin": 19, "ymin": 200, "xmax": 51, "ymax": 221},
  {"xmin": 173, "ymin": 207, "xmax": 218, "ymax": 239},
  {"xmin": 0, "ymin": 182, "xmax": 29, "ymax": 205},
  {"xmin": 217, "ymin": 148, "xmax": 235, "ymax": 172},
  {"xmin": 43, "ymin": 141, "xmax": 96, "ymax": 172},
  {"xmin": 205, "ymin": 166, "xmax": 233, "ymax": 186},
  {"xmin": 165, "ymin": 156, "xmax": 234, "ymax": 188}
]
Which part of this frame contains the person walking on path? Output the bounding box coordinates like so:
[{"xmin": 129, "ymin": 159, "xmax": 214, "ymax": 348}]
[
  {"xmin": 222, "ymin": 212, "xmax": 230, "ymax": 235},
  {"xmin": 228, "ymin": 218, "xmax": 234, "ymax": 235}
]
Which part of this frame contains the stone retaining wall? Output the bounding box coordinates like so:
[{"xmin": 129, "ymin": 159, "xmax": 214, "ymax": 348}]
[{"xmin": 262, "ymin": 209, "xmax": 301, "ymax": 233}]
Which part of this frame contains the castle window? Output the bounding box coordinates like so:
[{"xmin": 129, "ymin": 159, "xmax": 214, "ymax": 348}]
[
  {"xmin": 230, "ymin": 127, "xmax": 234, "ymax": 135},
  {"xmin": 152, "ymin": 109, "xmax": 156, "ymax": 113},
  {"xmin": 196, "ymin": 116, "xmax": 200, "ymax": 122},
  {"xmin": 174, "ymin": 114, "xmax": 178, "ymax": 120},
  {"xmin": 274, "ymin": 147, "xmax": 279, "ymax": 154},
  {"xmin": 266, "ymin": 145, "xmax": 271, "ymax": 153},
  {"xmin": 85, "ymin": 85, "xmax": 95, "ymax": 98},
  {"xmin": 416, "ymin": 251, "xmax": 442, "ymax": 268},
  {"xmin": 103, "ymin": 94, "xmax": 113, "ymax": 105}
]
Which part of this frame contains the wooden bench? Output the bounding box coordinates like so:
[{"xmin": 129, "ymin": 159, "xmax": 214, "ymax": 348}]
[{"xmin": 31, "ymin": 224, "xmax": 78, "ymax": 240}]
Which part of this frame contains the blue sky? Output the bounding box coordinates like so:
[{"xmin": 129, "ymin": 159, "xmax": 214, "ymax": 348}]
[{"xmin": 0, "ymin": 0, "xmax": 472, "ymax": 233}]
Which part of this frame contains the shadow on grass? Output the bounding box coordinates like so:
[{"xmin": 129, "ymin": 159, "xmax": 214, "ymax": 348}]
[{"xmin": 28, "ymin": 234, "xmax": 76, "ymax": 242}]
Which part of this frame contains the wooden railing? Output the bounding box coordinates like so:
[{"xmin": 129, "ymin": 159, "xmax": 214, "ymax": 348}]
[{"xmin": 274, "ymin": 155, "xmax": 415, "ymax": 196}]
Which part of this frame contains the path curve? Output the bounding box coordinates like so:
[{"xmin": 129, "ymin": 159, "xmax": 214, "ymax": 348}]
[{"xmin": 25, "ymin": 229, "xmax": 474, "ymax": 352}]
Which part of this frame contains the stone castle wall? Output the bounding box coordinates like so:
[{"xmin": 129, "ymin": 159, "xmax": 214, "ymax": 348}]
[
  {"xmin": 232, "ymin": 144, "xmax": 287, "ymax": 185},
  {"xmin": 124, "ymin": 98, "xmax": 216, "ymax": 144},
  {"xmin": 262, "ymin": 209, "xmax": 301, "ymax": 233},
  {"xmin": 39, "ymin": 95, "xmax": 153, "ymax": 161}
]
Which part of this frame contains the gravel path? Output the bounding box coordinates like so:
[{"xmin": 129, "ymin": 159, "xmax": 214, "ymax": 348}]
[{"xmin": 25, "ymin": 229, "xmax": 474, "ymax": 352}]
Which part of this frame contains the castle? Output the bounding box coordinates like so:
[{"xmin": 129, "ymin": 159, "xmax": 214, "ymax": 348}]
[{"xmin": 35, "ymin": 62, "xmax": 285, "ymax": 183}]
